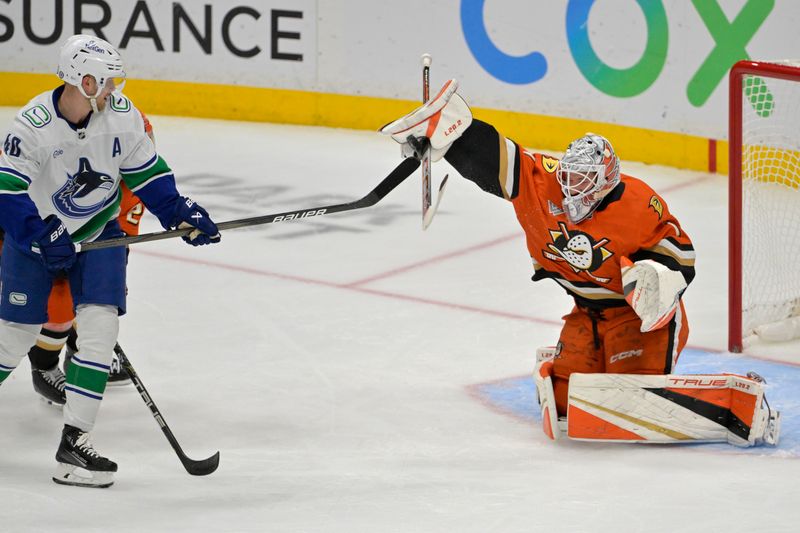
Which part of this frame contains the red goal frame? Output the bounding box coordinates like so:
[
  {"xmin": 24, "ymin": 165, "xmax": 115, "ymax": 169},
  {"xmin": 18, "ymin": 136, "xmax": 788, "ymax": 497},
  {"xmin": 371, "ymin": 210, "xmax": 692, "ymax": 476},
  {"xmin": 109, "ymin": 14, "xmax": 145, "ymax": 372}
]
[{"xmin": 728, "ymin": 60, "xmax": 800, "ymax": 353}]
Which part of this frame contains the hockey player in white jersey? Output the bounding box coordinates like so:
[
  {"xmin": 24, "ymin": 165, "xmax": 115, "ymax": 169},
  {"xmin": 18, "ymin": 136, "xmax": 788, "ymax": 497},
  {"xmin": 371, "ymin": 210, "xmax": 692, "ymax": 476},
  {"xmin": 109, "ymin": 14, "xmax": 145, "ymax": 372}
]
[{"xmin": 0, "ymin": 35, "xmax": 221, "ymax": 488}]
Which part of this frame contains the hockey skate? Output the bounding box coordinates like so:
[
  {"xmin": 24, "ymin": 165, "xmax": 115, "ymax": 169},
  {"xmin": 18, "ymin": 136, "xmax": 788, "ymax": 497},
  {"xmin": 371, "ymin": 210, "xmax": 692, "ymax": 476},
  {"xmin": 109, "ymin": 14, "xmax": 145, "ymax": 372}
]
[
  {"xmin": 31, "ymin": 365, "xmax": 66, "ymax": 406},
  {"xmin": 64, "ymin": 343, "xmax": 131, "ymax": 387},
  {"xmin": 52, "ymin": 425, "xmax": 117, "ymax": 488}
]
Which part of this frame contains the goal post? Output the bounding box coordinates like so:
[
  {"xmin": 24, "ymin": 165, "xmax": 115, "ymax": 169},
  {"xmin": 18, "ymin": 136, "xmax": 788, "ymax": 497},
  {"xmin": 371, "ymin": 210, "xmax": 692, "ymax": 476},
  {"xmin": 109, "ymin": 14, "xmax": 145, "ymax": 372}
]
[{"xmin": 729, "ymin": 60, "xmax": 800, "ymax": 352}]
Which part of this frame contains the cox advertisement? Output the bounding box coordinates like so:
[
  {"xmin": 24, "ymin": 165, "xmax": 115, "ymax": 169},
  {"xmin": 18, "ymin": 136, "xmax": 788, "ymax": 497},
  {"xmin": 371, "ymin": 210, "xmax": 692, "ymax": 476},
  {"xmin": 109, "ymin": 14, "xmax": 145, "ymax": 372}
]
[{"xmin": 1, "ymin": 1, "xmax": 799, "ymax": 148}]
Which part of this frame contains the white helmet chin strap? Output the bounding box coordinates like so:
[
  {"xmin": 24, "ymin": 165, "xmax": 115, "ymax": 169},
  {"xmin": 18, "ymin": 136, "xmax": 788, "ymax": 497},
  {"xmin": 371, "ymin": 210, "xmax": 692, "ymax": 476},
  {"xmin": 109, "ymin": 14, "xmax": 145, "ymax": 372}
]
[{"xmin": 76, "ymin": 80, "xmax": 103, "ymax": 114}]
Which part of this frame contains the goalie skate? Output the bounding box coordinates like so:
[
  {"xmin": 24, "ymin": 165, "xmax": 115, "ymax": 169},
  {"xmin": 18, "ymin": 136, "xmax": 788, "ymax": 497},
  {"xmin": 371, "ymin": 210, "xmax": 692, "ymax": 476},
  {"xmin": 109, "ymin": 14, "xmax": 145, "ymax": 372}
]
[{"xmin": 52, "ymin": 425, "xmax": 117, "ymax": 488}]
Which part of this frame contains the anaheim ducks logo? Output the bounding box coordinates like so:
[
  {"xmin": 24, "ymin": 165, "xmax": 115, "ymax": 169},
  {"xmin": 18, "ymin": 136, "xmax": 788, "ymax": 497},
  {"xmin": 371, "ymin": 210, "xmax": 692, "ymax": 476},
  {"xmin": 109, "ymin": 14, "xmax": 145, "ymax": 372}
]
[
  {"xmin": 649, "ymin": 195, "xmax": 663, "ymax": 219},
  {"xmin": 542, "ymin": 222, "xmax": 614, "ymax": 283}
]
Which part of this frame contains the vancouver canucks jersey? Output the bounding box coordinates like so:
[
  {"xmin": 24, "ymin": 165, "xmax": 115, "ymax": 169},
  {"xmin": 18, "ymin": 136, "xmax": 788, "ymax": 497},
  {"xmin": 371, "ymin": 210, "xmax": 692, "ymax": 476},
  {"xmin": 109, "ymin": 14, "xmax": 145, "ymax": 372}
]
[{"xmin": 0, "ymin": 85, "xmax": 173, "ymax": 244}]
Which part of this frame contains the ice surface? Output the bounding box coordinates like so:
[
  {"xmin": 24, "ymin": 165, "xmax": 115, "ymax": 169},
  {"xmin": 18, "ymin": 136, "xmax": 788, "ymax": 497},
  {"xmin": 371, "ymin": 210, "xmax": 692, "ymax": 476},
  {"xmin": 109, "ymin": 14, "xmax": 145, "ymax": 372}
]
[{"xmin": 2, "ymin": 110, "xmax": 799, "ymax": 532}]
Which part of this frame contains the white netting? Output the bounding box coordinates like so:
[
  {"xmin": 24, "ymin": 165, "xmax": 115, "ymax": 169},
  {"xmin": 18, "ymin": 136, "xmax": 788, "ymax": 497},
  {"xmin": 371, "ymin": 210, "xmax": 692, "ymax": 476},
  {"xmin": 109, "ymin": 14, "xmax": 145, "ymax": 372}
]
[{"xmin": 740, "ymin": 61, "xmax": 800, "ymax": 340}]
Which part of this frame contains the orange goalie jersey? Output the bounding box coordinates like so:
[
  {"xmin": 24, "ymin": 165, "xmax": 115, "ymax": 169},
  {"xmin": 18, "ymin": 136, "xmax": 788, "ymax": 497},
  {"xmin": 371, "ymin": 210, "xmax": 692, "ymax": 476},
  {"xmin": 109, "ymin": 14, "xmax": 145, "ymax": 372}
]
[
  {"xmin": 445, "ymin": 120, "xmax": 695, "ymax": 300},
  {"xmin": 443, "ymin": 119, "xmax": 696, "ymax": 415},
  {"xmin": 512, "ymin": 152, "xmax": 694, "ymax": 307}
]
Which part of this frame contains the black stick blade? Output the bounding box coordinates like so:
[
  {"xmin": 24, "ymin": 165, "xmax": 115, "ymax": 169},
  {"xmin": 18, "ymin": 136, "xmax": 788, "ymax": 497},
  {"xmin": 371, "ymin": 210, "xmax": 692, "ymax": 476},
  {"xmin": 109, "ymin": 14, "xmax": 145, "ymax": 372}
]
[{"xmin": 182, "ymin": 451, "xmax": 220, "ymax": 476}]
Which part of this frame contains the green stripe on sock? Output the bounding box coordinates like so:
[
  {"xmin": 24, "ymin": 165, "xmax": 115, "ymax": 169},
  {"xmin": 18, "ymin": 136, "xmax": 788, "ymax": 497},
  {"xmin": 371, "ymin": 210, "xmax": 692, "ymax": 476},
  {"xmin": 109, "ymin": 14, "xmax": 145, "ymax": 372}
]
[
  {"xmin": 0, "ymin": 369, "xmax": 11, "ymax": 383},
  {"xmin": 66, "ymin": 359, "xmax": 109, "ymax": 395}
]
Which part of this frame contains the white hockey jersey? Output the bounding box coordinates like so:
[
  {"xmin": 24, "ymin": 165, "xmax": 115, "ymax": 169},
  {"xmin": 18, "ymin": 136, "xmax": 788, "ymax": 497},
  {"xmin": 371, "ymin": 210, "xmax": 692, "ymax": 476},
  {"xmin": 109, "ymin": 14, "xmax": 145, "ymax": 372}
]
[{"xmin": 0, "ymin": 86, "xmax": 172, "ymax": 244}]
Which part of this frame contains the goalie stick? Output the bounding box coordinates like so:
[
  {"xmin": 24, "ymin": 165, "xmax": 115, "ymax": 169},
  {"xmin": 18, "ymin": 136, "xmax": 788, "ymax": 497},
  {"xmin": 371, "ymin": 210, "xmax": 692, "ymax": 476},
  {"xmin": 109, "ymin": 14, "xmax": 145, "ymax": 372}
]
[
  {"xmin": 77, "ymin": 157, "xmax": 420, "ymax": 251},
  {"xmin": 114, "ymin": 343, "xmax": 220, "ymax": 476},
  {"xmin": 419, "ymin": 53, "xmax": 448, "ymax": 230},
  {"xmin": 420, "ymin": 53, "xmax": 432, "ymax": 229}
]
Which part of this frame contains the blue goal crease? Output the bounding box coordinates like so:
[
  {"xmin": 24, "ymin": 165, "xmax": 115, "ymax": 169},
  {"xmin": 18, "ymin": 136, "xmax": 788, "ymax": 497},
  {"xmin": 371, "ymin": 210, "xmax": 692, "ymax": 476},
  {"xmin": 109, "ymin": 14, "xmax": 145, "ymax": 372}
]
[{"xmin": 469, "ymin": 348, "xmax": 799, "ymax": 457}]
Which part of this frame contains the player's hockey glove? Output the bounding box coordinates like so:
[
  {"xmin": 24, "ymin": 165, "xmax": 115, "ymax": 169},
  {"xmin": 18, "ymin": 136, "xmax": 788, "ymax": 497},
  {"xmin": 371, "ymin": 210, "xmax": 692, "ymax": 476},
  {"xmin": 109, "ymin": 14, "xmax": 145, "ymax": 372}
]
[
  {"xmin": 379, "ymin": 79, "xmax": 472, "ymax": 162},
  {"xmin": 170, "ymin": 196, "xmax": 221, "ymax": 246},
  {"xmin": 30, "ymin": 215, "xmax": 77, "ymax": 273}
]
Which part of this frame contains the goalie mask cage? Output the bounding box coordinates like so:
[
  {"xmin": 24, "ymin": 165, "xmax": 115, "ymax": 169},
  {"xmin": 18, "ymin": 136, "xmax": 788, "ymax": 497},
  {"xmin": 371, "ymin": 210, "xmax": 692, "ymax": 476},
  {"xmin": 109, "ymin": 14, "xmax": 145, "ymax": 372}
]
[{"xmin": 729, "ymin": 60, "xmax": 800, "ymax": 353}]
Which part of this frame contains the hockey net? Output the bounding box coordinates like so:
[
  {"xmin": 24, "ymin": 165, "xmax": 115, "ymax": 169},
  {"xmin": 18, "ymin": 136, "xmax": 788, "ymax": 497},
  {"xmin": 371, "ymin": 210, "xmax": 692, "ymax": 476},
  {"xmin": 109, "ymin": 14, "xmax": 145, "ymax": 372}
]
[{"xmin": 729, "ymin": 60, "xmax": 800, "ymax": 352}]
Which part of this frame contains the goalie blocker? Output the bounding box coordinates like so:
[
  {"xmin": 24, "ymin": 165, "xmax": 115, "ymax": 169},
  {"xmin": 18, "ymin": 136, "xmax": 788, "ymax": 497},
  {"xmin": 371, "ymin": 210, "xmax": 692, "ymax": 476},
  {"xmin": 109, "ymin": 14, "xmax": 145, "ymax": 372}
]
[{"xmin": 534, "ymin": 347, "xmax": 780, "ymax": 447}]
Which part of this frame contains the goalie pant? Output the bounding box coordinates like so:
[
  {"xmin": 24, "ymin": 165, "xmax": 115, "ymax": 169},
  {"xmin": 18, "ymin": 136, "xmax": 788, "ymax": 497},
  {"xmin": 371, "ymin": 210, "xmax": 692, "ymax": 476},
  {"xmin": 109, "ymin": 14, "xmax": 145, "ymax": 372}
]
[{"xmin": 535, "ymin": 348, "xmax": 780, "ymax": 446}]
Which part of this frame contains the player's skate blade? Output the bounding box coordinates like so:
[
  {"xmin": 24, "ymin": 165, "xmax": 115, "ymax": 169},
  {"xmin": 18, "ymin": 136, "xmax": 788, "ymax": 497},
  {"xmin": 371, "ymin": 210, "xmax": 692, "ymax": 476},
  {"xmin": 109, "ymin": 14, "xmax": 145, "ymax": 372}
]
[
  {"xmin": 52, "ymin": 463, "xmax": 114, "ymax": 488},
  {"xmin": 52, "ymin": 425, "xmax": 117, "ymax": 488}
]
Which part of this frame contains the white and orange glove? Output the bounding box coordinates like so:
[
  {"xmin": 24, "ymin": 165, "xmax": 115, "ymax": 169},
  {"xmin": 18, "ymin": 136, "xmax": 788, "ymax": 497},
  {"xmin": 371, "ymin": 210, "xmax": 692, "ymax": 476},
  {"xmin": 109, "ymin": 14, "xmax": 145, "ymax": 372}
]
[
  {"xmin": 379, "ymin": 79, "xmax": 472, "ymax": 162},
  {"xmin": 621, "ymin": 257, "xmax": 687, "ymax": 332}
]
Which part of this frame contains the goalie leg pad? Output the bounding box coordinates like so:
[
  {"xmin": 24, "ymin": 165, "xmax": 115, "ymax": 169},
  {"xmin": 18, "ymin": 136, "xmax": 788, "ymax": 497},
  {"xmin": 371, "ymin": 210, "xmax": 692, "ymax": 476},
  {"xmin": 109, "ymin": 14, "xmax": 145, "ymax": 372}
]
[
  {"xmin": 566, "ymin": 372, "xmax": 780, "ymax": 447},
  {"xmin": 534, "ymin": 347, "xmax": 565, "ymax": 440}
]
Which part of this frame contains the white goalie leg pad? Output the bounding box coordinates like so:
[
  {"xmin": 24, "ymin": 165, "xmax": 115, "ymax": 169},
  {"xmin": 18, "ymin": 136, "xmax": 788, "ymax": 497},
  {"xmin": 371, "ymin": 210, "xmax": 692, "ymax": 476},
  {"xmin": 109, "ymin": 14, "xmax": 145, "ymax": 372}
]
[
  {"xmin": 534, "ymin": 347, "xmax": 565, "ymax": 440},
  {"xmin": 620, "ymin": 257, "xmax": 687, "ymax": 332},
  {"xmin": 379, "ymin": 79, "xmax": 473, "ymax": 161},
  {"xmin": 566, "ymin": 372, "xmax": 780, "ymax": 447}
]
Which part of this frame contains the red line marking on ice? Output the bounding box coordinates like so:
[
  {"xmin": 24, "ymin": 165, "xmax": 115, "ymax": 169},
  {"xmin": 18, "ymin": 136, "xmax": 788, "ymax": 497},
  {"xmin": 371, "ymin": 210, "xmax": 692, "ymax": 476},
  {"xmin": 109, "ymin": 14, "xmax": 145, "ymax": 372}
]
[
  {"xmin": 136, "ymin": 248, "xmax": 796, "ymax": 364},
  {"xmin": 135, "ymin": 171, "xmax": 732, "ymax": 351},
  {"xmin": 344, "ymin": 233, "xmax": 520, "ymax": 287},
  {"xmin": 659, "ymin": 172, "xmax": 718, "ymax": 193},
  {"xmin": 136, "ymin": 249, "xmax": 561, "ymax": 327}
]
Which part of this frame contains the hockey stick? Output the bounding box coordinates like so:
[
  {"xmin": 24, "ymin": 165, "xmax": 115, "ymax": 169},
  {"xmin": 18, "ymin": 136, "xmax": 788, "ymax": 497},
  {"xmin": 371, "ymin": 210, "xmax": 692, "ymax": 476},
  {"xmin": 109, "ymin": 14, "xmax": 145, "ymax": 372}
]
[
  {"xmin": 77, "ymin": 157, "xmax": 421, "ymax": 252},
  {"xmin": 420, "ymin": 53, "xmax": 432, "ymax": 229},
  {"xmin": 114, "ymin": 343, "xmax": 220, "ymax": 476},
  {"xmin": 419, "ymin": 54, "xmax": 448, "ymax": 230}
]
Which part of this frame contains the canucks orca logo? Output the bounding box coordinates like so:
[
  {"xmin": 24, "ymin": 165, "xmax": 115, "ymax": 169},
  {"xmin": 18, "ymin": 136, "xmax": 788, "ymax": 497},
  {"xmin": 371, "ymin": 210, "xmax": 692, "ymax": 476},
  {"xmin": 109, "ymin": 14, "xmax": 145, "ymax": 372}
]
[{"xmin": 52, "ymin": 158, "xmax": 117, "ymax": 218}]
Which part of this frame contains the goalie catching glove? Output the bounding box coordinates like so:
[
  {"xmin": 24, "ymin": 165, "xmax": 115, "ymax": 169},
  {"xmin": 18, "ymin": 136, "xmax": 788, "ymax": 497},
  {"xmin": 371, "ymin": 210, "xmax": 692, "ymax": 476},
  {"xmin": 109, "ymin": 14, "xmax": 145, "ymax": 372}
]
[
  {"xmin": 379, "ymin": 79, "xmax": 472, "ymax": 162},
  {"xmin": 621, "ymin": 257, "xmax": 687, "ymax": 332}
]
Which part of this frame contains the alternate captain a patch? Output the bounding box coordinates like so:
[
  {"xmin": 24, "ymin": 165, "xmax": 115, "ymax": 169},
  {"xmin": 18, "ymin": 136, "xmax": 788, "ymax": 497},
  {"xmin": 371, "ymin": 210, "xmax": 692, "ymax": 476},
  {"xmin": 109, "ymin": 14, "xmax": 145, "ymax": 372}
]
[{"xmin": 541, "ymin": 156, "xmax": 559, "ymax": 174}]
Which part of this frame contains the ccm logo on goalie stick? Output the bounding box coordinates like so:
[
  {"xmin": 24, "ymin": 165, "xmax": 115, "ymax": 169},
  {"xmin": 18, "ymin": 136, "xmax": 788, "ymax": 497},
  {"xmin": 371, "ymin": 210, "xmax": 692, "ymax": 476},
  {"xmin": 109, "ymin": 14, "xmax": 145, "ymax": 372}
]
[{"xmin": 272, "ymin": 209, "xmax": 327, "ymax": 222}]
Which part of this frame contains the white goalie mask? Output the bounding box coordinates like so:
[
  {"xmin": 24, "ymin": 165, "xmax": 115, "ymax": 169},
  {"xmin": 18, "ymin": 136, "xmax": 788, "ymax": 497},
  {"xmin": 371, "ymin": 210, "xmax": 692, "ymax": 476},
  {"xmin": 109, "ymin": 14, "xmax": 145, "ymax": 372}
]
[
  {"xmin": 556, "ymin": 133, "xmax": 620, "ymax": 223},
  {"xmin": 56, "ymin": 34, "xmax": 126, "ymax": 112}
]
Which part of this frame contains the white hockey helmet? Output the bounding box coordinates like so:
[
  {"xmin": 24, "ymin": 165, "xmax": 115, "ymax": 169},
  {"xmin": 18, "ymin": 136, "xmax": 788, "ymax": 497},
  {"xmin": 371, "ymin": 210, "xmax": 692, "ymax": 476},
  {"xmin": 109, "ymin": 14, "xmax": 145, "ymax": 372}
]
[
  {"xmin": 556, "ymin": 133, "xmax": 620, "ymax": 223},
  {"xmin": 56, "ymin": 34, "xmax": 126, "ymax": 99}
]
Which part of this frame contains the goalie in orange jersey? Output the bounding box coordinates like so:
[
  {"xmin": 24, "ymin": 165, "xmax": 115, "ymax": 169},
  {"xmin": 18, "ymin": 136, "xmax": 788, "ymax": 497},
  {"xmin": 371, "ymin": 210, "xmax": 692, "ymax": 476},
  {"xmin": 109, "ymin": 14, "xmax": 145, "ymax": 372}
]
[
  {"xmin": 0, "ymin": 112, "xmax": 152, "ymax": 406},
  {"xmin": 381, "ymin": 80, "xmax": 779, "ymax": 447}
]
